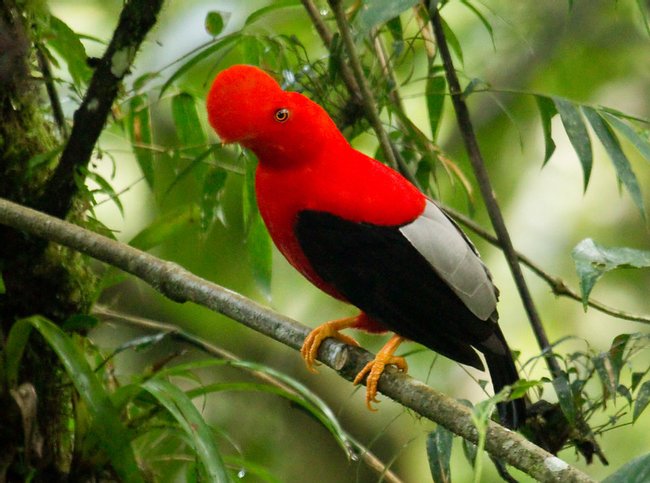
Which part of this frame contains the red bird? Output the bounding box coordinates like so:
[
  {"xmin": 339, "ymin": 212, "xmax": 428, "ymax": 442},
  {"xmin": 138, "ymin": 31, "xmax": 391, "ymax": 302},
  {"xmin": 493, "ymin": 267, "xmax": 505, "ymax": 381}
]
[{"xmin": 206, "ymin": 65, "xmax": 525, "ymax": 428}]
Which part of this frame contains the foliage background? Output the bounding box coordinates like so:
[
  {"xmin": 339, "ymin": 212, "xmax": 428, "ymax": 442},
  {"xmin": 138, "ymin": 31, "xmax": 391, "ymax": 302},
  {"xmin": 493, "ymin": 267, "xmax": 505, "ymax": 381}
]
[{"xmin": 39, "ymin": 0, "xmax": 650, "ymax": 481}]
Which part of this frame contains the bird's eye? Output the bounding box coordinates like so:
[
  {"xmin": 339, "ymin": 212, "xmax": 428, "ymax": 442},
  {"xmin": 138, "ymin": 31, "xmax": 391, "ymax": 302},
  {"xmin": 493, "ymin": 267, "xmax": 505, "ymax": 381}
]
[{"xmin": 274, "ymin": 108, "xmax": 290, "ymax": 123}]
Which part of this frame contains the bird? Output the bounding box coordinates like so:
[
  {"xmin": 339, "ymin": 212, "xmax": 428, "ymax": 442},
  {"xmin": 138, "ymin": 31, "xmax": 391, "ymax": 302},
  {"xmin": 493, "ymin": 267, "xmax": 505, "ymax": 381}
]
[{"xmin": 206, "ymin": 64, "xmax": 525, "ymax": 428}]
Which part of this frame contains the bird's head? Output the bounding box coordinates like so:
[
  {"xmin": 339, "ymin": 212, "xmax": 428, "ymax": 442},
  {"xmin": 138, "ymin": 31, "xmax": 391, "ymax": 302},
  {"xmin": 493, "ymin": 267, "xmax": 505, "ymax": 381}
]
[{"xmin": 207, "ymin": 64, "xmax": 345, "ymax": 165}]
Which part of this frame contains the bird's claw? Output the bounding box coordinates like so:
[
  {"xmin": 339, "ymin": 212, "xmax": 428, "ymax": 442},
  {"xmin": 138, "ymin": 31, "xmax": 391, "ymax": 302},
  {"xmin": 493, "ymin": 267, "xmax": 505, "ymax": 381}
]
[
  {"xmin": 300, "ymin": 319, "xmax": 360, "ymax": 373},
  {"xmin": 353, "ymin": 353, "xmax": 408, "ymax": 411}
]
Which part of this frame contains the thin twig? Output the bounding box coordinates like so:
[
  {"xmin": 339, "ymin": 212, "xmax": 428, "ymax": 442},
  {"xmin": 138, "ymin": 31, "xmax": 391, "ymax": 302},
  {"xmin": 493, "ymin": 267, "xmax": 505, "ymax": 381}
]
[
  {"xmin": 0, "ymin": 196, "xmax": 595, "ymax": 482},
  {"xmin": 93, "ymin": 305, "xmax": 404, "ymax": 483},
  {"xmin": 35, "ymin": 43, "xmax": 67, "ymax": 138}
]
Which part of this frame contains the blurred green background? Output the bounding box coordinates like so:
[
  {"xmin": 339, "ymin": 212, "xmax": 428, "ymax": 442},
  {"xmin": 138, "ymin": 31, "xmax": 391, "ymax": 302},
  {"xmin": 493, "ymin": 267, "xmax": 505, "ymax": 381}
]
[{"xmin": 49, "ymin": 0, "xmax": 650, "ymax": 481}]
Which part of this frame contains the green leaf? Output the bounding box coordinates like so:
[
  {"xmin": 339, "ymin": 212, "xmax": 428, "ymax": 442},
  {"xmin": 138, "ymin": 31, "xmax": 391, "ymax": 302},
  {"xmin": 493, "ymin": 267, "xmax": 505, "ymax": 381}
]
[
  {"xmin": 572, "ymin": 238, "xmax": 650, "ymax": 307},
  {"xmin": 129, "ymin": 205, "xmax": 200, "ymax": 251},
  {"xmin": 608, "ymin": 334, "xmax": 630, "ymax": 384},
  {"xmin": 0, "ymin": 271, "xmax": 5, "ymax": 295},
  {"xmin": 633, "ymin": 381, "xmax": 650, "ymax": 422},
  {"xmin": 164, "ymin": 147, "xmax": 214, "ymax": 197},
  {"xmin": 583, "ymin": 107, "xmax": 646, "ymax": 219},
  {"xmin": 128, "ymin": 95, "xmax": 155, "ymax": 187},
  {"xmin": 356, "ymin": 0, "xmax": 420, "ymax": 34},
  {"xmin": 85, "ymin": 170, "xmax": 124, "ymax": 217},
  {"xmin": 142, "ymin": 378, "xmax": 229, "ymax": 482},
  {"xmin": 440, "ymin": 16, "xmax": 464, "ymax": 64},
  {"xmin": 172, "ymin": 92, "xmax": 207, "ymax": 157},
  {"xmin": 156, "ymin": 359, "xmax": 355, "ymax": 459},
  {"xmin": 11, "ymin": 317, "xmax": 143, "ymax": 481},
  {"xmin": 603, "ymin": 451, "xmax": 650, "ymax": 483},
  {"xmin": 62, "ymin": 314, "xmax": 99, "ymax": 331},
  {"xmin": 460, "ymin": 0, "xmax": 495, "ymax": 49},
  {"xmin": 426, "ymin": 75, "xmax": 446, "ymax": 140},
  {"xmin": 205, "ymin": 11, "xmax": 225, "ymax": 37},
  {"xmin": 602, "ymin": 112, "xmax": 650, "ymax": 164},
  {"xmin": 535, "ymin": 96, "xmax": 557, "ymax": 166},
  {"xmin": 553, "ymin": 97, "xmax": 592, "ymax": 190},
  {"xmin": 201, "ymin": 167, "xmax": 228, "ymax": 231},
  {"xmin": 593, "ymin": 353, "xmax": 617, "ymax": 399},
  {"xmin": 426, "ymin": 425, "xmax": 453, "ymax": 483},
  {"xmin": 160, "ymin": 34, "xmax": 240, "ymax": 97},
  {"xmin": 386, "ymin": 16, "xmax": 403, "ymax": 42},
  {"xmin": 552, "ymin": 373, "xmax": 576, "ymax": 425},
  {"xmin": 248, "ymin": 214, "xmax": 273, "ymax": 298},
  {"xmin": 244, "ymin": 0, "xmax": 301, "ymax": 26},
  {"xmin": 46, "ymin": 15, "xmax": 92, "ymax": 87},
  {"xmin": 242, "ymin": 153, "xmax": 257, "ymax": 228}
]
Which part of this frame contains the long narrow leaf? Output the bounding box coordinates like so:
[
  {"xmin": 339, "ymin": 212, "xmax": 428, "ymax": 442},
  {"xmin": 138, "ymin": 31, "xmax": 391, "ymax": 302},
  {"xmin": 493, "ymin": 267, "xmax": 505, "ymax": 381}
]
[
  {"xmin": 12, "ymin": 317, "xmax": 143, "ymax": 482},
  {"xmin": 142, "ymin": 378, "xmax": 230, "ymax": 482},
  {"xmin": 553, "ymin": 97, "xmax": 592, "ymax": 190},
  {"xmin": 602, "ymin": 112, "xmax": 650, "ymax": 164},
  {"xmin": 535, "ymin": 95, "xmax": 557, "ymax": 166},
  {"xmin": 583, "ymin": 106, "xmax": 646, "ymax": 219},
  {"xmin": 426, "ymin": 74, "xmax": 446, "ymax": 140}
]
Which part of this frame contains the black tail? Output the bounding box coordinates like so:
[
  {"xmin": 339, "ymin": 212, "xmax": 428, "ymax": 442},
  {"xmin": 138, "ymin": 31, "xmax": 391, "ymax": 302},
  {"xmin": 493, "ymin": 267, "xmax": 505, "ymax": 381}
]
[{"xmin": 478, "ymin": 325, "xmax": 526, "ymax": 429}]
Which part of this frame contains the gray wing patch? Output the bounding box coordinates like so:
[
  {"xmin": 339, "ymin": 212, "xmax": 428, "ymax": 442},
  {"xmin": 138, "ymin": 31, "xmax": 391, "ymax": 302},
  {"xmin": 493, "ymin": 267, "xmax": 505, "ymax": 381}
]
[{"xmin": 399, "ymin": 200, "xmax": 497, "ymax": 320}]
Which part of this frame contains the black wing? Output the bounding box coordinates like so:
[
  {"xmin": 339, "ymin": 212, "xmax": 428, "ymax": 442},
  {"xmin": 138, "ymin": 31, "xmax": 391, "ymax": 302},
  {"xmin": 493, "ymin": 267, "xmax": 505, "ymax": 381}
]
[{"xmin": 295, "ymin": 209, "xmax": 497, "ymax": 369}]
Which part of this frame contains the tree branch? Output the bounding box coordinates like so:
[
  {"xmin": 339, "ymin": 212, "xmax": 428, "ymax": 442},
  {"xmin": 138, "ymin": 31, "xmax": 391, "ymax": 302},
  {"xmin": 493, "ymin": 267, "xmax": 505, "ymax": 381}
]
[
  {"xmin": 0, "ymin": 197, "xmax": 595, "ymax": 482},
  {"xmin": 37, "ymin": 0, "xmax": 164, "ymax": 219}
]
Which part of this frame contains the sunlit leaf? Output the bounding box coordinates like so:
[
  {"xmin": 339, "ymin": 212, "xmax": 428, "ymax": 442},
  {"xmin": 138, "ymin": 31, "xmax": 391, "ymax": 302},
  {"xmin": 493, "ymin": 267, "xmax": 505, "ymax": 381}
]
[
  {"xmin": 633, "ymin": 381, "xmax": 650, "ymax": 422},
  {"xmin": 248, "ymin": 213, "xmax": 272, "ymax": 298},
  {"xmin": 535, "ymin": 95, "xmax": 557, "ymax": 166},
  {"xmin": 602, "ymin": 112, "xmax": 650, "ymax": 164},
  {"xmin": 426, "ymin": 74, "xmax": 446, "ymax": 140},
  {"xmin": 128, "ymin": 94, "xmax": 155, "ymax": 187},
  {"xmin": 10, "ymin": 317, "xmax": 143, "ymax": 481},
  {"xmin": 603, "ymin": 451, "xmax": 650, "ymax": 483},
  {"xmin": 46, "ymin": 15, "xmax": 92, "ymax": 87},
  {"xmin": 553, "ymin": 97, "xmax": 592, "ymax": 190},
  {"xmin": 129, "ymin": 204, "xmax": 200, "ymax": 251},
  {"xmin": 142, "ymin": 378, "xmax": 229, "ymax": 482},
  {"xmin": 583, "ymin": 107, "xmax": 645, "ymax": 219},
  {"xmin": 572, "ymin": 238, "xmax": 650, "ymax": 307},
  {"xmin": 0, "ymin": 271, "xmax": 5, "ymax": 295},
  {"xmin": 636, "ymin": 0, "xmax": 650, "ymax": 36},
  {"xmin": 356, "ymin": 0, "xmax": 420, "ymax": 34},
  {"xmin": 426, "ymin": 425, "xmax": 453, "ymax": 483},
  {"xmin": 205, "ymin": 11, "xmax": 225, "ymax": 37},
  {"xmin": 201, "ymin": 167, "xmax": 228, "ymax": 231},
  {"xmin": 244, "ymin": 0, "xmax": 301, "ymax": 26}
]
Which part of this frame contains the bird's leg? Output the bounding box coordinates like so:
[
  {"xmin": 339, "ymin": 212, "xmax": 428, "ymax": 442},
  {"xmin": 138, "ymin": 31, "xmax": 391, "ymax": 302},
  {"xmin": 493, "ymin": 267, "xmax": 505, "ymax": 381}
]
[
  {"xmin": 300, "ymin": 315, "xmax": 362, "ymax": 373},
  {"xmin": 353, "ymin": 334, "xmax": 408, "ymax": 411}
]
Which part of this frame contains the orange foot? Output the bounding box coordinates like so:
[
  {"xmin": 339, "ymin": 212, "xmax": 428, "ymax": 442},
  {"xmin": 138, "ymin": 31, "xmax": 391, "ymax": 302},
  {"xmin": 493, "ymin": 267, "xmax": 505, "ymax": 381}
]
[
  {"xmin": 300, "ymin": 315, "xmax": 361, "ymax": 373},
  {"xmin": 353, "ymin": 334, "xmax": 407, "ymax": 411}
]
